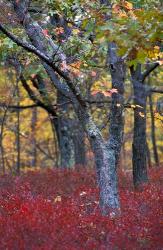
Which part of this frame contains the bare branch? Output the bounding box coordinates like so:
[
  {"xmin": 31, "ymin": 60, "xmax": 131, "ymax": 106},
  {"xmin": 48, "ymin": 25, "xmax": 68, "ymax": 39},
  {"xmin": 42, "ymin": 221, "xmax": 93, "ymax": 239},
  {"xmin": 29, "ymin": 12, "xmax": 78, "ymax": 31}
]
[
  {"xmin": 141, "ymin": 62, "xmax": 159, "ymax": 82},
  {"xmin": 150, "ymin": 88, "xmax": 163, "ymax": 94},
  {"xmin": 0, "ymin": 103, "xmax": 37, "ymax": 110}
]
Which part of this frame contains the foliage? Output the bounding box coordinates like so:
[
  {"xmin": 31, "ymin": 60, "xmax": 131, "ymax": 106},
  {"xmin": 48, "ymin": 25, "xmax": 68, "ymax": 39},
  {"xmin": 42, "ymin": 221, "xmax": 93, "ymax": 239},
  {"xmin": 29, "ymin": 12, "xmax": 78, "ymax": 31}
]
[{"xmin": 0, "ymin": 167, "xmax": 162, "ymax": 249}]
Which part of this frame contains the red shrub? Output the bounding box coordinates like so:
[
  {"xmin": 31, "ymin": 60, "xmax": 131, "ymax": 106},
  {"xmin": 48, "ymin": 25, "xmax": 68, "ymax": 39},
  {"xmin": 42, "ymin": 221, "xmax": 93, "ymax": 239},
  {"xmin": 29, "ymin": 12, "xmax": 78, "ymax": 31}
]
[{"xmin": 0, "ymin": 168, "xmax": 162, "ymax": 249}]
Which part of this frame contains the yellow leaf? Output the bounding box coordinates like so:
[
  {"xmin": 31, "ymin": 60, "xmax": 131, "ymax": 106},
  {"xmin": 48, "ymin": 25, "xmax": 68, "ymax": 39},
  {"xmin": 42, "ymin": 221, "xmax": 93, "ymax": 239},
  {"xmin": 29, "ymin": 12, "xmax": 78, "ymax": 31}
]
[
  {"xmin": 72, "ymin": 29, "xmax": 80, "ymax": 35},
  {"xmin": 154, "ymin": 46, "xmax": 160, "ymax": 51},
  {"xmin": 119, "ymin": 11, "xmax": 128, "ymax": 18},
  {"xmin": 67, "ymin": 23, "xmax": 73, "ymax": 28}
]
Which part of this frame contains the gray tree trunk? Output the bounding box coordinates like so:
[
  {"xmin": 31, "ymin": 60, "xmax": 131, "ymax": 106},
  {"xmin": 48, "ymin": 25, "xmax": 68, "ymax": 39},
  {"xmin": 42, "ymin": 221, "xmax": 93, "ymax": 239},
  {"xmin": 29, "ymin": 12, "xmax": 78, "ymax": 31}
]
[
  {"xmin": 107, "ymin": 43, "xmax": 125, "ymax": 167},
  {"xmin": 76, "ymin": 106, "xmax": 120, "ymax": 214}
]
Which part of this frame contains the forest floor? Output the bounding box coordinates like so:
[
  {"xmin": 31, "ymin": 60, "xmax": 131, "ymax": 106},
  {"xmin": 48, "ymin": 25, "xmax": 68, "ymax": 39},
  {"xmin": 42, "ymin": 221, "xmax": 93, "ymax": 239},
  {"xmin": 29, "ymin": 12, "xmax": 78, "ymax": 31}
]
[{"xmin": 0, "ymin": 167, "xmax": 162, "ymax": 250}]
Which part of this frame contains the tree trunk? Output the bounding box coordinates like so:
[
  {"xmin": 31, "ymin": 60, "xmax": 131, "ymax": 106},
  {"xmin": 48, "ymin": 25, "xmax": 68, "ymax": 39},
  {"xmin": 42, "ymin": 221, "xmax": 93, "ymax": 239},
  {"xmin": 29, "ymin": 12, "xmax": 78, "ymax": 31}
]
[
  {"xmin": 76, "ymin": 106, "xmax": 120, "ymax": 214},
  {"xmin": 149, "ymin": 93, "xmax": 159, "ymax": 166},
  {"xmin": 33, "ymin": 75, "xmax": 75, "ymax": 168},
  {"xmin": 107, "ymin": 43, "xmax": 125, "ymax": 168},
  {"xmin": 132, "ymin": 78, "xmax": 148, "ymax": 187},
  {"xmin": 56, "ymin": 92, "xmax": 75, "ymax": 168},
  {"xmin": 146, "ymin": 142, "xmax": 152, "ymax": 168},
  {"xmin": 50, "ymin": 95, "xmax": 86, "ymax": 168},
  {"xmin": 72, "ymin": 121, "xmax": 86, "ymax": 167},
  {"xmin": 30, "ymin": 107, "xmax": 37, "ymax": 168},
  {"xmin": 15, "ymin": 82, "xmax": 20, "ymax": 175}
]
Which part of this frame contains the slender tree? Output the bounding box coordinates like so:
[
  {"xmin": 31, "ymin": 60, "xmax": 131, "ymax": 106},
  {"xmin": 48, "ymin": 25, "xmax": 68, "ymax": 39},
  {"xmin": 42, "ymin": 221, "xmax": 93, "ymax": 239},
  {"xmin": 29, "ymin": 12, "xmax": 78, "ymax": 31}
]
[
  {"xmin": 149, "ymin": 93, "xmax": 159, "ymax": 166},
  {"xmin": 30, "ymin": 107, "xmax": 37, "ymax": 168},
  {"xmin": 130, "ymin": 63, "xmax": 159, "ymax": 187}
]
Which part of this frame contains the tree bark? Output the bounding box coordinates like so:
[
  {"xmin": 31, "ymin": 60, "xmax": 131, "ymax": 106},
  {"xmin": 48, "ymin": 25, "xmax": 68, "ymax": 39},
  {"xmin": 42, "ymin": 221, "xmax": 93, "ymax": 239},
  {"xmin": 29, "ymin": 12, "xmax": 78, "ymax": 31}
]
[
  {"xmin": 76, "ymin": 106, "xmax": 120, "ymax": 214},
  {"xmin": 15, "ymin": 81, "xmax": 20, "ymax": 175},
  {"xmin": 56, "ymin": 92, "xmax": 75, "ymax": 168},
  {"xmin": 107, "ymin": 43, "xmax": 125, "ymax": 167},
  {"xmin": 131, "ymin": 73, "xmax": 148, "ymax": 187},
  {"xmin": 30, "ymin": 107, "xmax": 37, "ymax": 168},
  {"xmin": 146, "ymin": 142, "xmax": 152, "ymax": 168},
  {"xmin": 72, "ymin": 121, "xmax": 86, "ymax": 167},
  {"xmin": 149, "ymin": 93, "xmax": 159, "ymax": 166},
  {"xmin": 32, "ymin": 75, "xmax": 76, "ymax": 168}
]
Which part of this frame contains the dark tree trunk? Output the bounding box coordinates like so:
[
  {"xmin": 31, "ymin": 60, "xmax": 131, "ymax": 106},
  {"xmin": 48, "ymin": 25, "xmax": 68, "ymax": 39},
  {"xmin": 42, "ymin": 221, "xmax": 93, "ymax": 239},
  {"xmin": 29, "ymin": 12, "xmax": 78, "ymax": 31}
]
[
  {"xmin": 50, "ymin": 109, "xmax": 86, "ymax": 168},
  {"xmin": 132, "ymin": 74, "xmax": 148, "ymax": 187},
  {"xmin": 72, "ymin": 121, "xmax": 86, "ymax": 167},
  {"xmin": 146, "ymin": 142, "xmax": 152, "ymax": 168},
  {"xmin": 149, "ymin": 93, "xmax": 159, "ymax": 166},
  {"xmin": 52, "ymin": 94, "xmax": 86, "ymax": 168},
  {"xmin": 30, "ymin": 107, "xmax": 37, "ymax": 168},
  {"xmin": 33, "ymin": 75, "xmax": 75, "ymax": 168},
  {"xmin": 56, "ymin": 92, "xmax": 75, "ymax": 168},
  {"xmin": 15, "ymin": 82, "xmax": 20, "ymax": 175}
]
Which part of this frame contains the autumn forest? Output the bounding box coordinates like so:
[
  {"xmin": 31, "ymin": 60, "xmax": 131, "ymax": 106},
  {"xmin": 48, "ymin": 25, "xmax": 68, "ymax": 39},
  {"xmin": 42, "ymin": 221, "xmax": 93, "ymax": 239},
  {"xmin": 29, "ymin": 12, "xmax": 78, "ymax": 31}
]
[{"xmin": 0, "ymin": 0, "xmax": 162, "ymax": 249}]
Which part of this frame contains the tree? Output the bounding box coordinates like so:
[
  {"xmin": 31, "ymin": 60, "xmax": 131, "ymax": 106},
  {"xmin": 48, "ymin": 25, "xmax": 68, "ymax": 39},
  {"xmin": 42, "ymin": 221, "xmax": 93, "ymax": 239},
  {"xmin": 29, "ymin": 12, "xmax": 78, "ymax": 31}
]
[
  {"xmin": 130, "ymin": 64, "xmax": 159, "ymax": 187},
  {"xmin": 95, "ymin": 0, "xmax": 162, "ymax": 187},
  {"xmin": 0, "ymin": 0, "xmax": 124, "ymax": 214}
]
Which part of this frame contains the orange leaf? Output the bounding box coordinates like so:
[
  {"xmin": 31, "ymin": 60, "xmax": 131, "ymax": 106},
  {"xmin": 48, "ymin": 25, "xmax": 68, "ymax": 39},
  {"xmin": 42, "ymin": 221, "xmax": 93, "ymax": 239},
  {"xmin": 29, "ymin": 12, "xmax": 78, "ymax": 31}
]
[
  {"xmin": 102, "ymin": 91, "xmax": 111, "ymax": 97},
  {"xmin": 119, "ymin": 11, "xmax": 128, "ymax": 18},
  {"xmin": 110, "ymin": 88, "xmax": 118, "ymax": 94},
  {"xmin": 90, "ymin": 71, "xmax": 97, "ymax": 77},
  {"xmin": 31, "ymin": 74, "xmax": 36, "ymax": 79},
  {"xmin": 103, "ymin": 88, "xmax": 118, "ymax": 97},
  {"xmin": 121, "ymin": 1, "xmax": 133, "ymax": 10},
  {"xmin": 112, "ymin": 4, "xmax": 121, "ymax": 13},
  {"xmin": 61, "ymin": 61, "xmax": 68, "ymax": 71},
  {"xmin": 54, "ymin": 27, "xmax": 64, "ymax": 35},
  {"xmin": 42, "ymin": 29, "xmax": 50, "ymax": 37},
  {"xmin": 157, "ymin": 59, "xmax": 163, "ymax": 65},
  {"xmin": 91, "ymin": 90, "xmax": 100, "ymax": 96}
]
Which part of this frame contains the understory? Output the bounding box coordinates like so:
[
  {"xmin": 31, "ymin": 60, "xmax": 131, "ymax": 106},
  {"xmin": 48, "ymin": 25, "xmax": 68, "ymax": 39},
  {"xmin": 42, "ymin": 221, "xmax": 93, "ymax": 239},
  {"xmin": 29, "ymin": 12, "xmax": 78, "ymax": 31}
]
[{"xmin": 0, "ymin": 167, "xmax": 162, "ymax": 250}]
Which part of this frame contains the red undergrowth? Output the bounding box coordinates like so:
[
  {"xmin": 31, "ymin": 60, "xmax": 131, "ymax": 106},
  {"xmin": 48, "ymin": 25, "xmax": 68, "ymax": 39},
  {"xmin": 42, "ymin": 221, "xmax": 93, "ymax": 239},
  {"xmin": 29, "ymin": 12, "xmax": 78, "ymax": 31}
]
[{"xmin": 0, "ymin": 167, "xmax": 162, "ymax": 250}]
